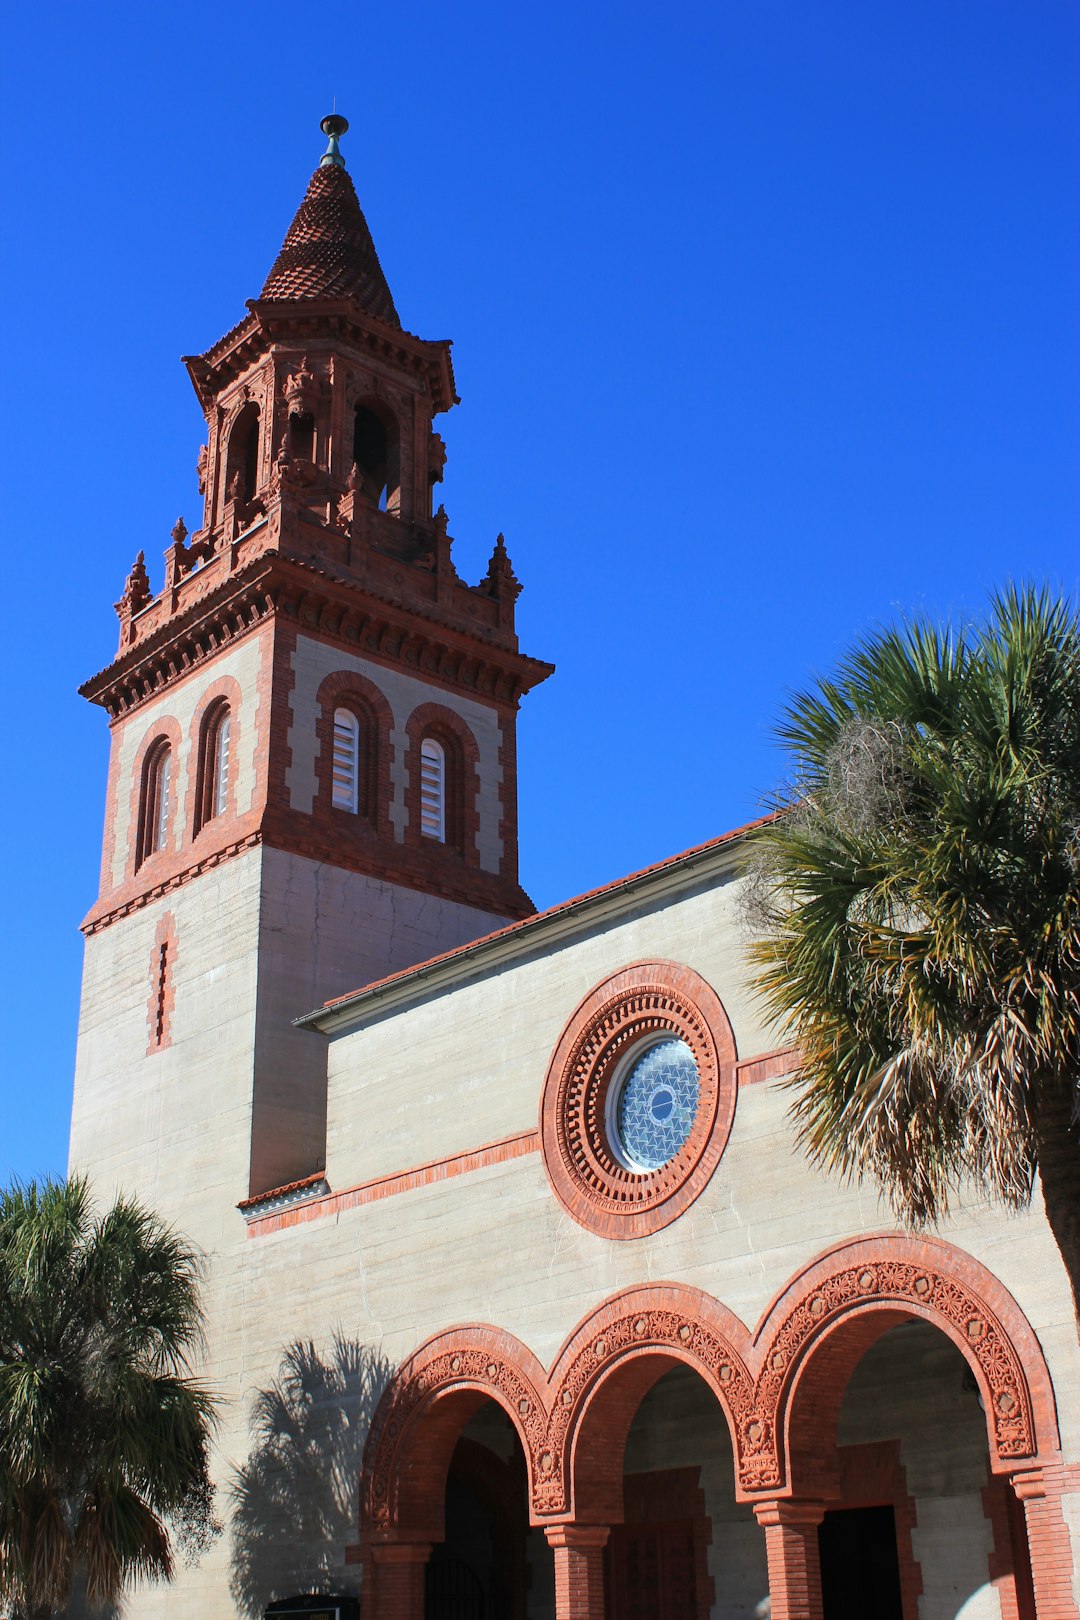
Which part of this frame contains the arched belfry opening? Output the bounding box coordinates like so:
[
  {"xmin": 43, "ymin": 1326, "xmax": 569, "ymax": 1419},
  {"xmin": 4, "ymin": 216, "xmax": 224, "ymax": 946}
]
[
  {"xmin": 225, "ymin": 402, "xmax": 261, "ymax": 506},
  {"xmin": 353, "ymin": 400, "xmax": 401, "ymax": 512}
]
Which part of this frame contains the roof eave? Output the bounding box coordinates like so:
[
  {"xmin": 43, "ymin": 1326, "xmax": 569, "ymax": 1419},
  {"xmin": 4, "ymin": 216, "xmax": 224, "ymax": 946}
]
[{"xmin": 297, "ymin": 818, "xmax": 774, "ymax": 1038}]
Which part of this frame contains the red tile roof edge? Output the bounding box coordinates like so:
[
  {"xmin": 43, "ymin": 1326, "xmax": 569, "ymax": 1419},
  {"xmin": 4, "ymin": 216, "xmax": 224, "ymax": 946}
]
[
  {"xmin": 305, "ymin": 810, "xmax": 780, "ymax": 1026},
  {"xmin": 236, "ymin": 1171, "xmax": 327, "ymax": 1210}
]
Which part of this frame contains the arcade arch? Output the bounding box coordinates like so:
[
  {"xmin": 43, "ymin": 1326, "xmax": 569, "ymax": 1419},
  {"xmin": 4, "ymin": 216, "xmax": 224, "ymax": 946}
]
[{"xmin": 360, "ymin": 1245, "xmax": 1072, "ymax": 1620}]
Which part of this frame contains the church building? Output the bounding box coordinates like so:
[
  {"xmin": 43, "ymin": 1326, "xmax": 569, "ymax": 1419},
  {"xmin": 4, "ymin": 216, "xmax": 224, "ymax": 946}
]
[{"xmin": 69, "ymin": 116, "xmax": 1080, "ymax": 1620}]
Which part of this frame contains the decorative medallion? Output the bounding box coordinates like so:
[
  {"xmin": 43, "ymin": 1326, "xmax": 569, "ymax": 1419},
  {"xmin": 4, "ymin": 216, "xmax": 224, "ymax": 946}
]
[{"xmin": 539, "ymin": 962, "xmax": 737, "ymax": 1239}]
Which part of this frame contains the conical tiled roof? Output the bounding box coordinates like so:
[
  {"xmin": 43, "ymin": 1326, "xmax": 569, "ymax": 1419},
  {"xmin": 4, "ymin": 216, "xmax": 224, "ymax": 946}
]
[{"xmin": 260, "ymin": 162, "xmax": 400, "ymax": 324}]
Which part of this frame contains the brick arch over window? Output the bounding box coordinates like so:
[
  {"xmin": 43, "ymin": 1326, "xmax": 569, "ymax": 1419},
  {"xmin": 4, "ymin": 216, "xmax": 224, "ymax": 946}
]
[
  {"xmin": 361, "ymin": 1326, "xmax": 548, "ymax": 1541},
  {"xmin": 403, "ymin": 703, "xmax": 481, "ymax": 864},
  {"xmin": 746, "ymin": 1235, "xmax": 1060, "ymax": 1499},
  {"xmin": 313, "ymin": 670, "xmax": 394, "ymax": 839},
  {"xmin": 187, "ymin": 674, "xmax": 244, "ymax": 841},
  {"xmin": 128, "ymin": 716, "xmax": 183, "ymax": 877}
]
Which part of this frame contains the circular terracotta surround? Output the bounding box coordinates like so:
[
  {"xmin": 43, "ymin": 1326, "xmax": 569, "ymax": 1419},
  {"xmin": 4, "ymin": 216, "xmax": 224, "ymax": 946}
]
[{"xmin": 540, "ymin": 961, "xmax": 738, "ymax": 1239}]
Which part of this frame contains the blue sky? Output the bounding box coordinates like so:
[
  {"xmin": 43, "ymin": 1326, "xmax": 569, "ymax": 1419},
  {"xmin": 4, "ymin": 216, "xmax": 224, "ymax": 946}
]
[{"xmin": 1, "ymin": 0, "xmax": 1077, "ymax": 1183}]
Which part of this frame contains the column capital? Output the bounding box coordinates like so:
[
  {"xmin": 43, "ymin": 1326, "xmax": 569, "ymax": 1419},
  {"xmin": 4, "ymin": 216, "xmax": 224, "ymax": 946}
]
[
  {"xmin": 1007, "ymin": 1458, "xmax": 1069, "ymax": 1501},
  {"xmin": 753, "ymin": 1498, "xmax": 827, "ymax": 1530},
  {"xmin": 544, "ymin": 1523, "xmax": 611, "ymax": 1551}
]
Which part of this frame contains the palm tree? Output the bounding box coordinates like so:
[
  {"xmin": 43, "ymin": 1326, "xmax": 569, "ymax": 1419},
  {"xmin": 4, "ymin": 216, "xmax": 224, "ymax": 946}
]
[
  {"xmin": 745, "ymin": 585, "xmax": 1080, "ymax": 1335},
  {"xmin": 0, "ymin": 1176, "xmax": 219, "ymax": 1617}
]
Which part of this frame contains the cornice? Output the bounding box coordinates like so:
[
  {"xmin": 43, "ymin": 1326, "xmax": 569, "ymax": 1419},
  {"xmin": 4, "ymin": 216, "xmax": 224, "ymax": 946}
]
[
  {"xmin": 80, "ymin": 552, "xmax": 553, "ymax": 721},
  {"xmin": 184, "ymin": 299, "xmax": 456, "ymax": 413},
  {"xmin": 81, "ymin": 832, "xmax": 263, "ymax": 936}
]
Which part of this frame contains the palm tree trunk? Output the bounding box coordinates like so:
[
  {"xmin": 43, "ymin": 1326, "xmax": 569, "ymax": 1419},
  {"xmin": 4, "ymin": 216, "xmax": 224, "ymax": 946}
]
[{"xmin": 1036, "ymin": 1079, "xmax": 1080, "ymax": 1343}]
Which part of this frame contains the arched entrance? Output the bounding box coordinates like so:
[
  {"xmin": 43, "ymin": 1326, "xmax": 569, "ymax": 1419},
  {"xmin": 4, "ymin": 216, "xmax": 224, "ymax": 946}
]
[
  {"xmin": 425, "ymin": 1407, "xmax": 549, "ymax": 1620},
  {"xmin": 360, "ymin": 1247, "xmax": 1073, "ymax": 1620},
  {"xmin": 750, "ymin": 1237, "xmax": 1071, "ymax": 1620},
  {"xmin": 360, "ymin": 1328, "xmax": 550, "ymax": 1620}
]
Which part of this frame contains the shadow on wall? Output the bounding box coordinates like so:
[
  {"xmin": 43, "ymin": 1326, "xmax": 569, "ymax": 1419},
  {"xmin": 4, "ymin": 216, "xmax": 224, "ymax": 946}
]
[{"xmin": 229, "ymin": 1335, "xmax": 393, "ymax": 1619}]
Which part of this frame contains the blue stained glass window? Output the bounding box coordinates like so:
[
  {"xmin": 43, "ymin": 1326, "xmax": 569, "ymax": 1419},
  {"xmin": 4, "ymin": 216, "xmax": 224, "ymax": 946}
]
[{"xmin": 612, "ymin": 1038, "xmax": 699, "ymax": 1171}]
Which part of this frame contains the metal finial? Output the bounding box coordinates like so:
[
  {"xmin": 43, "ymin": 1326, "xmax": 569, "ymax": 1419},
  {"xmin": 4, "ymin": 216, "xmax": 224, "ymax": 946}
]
[{"xmin": 320, "ymin": 113, "xmax": 349, "ymax": 169}]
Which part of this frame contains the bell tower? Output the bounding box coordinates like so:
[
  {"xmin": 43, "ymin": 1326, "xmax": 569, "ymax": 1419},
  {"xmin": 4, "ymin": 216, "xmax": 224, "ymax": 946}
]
[{"xmin": 70, "ymin": 117, "xmax": 552, "ymax": 1207}]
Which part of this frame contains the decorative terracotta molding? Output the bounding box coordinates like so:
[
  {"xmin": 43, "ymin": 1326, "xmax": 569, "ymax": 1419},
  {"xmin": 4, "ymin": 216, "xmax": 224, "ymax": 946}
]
[
  {"xmin": 360, "ymin": 1238, "xmax": 1061, "ymax": 1537},
  {"xmin": 145, "ymin": 911, "xmax": 177, "ymax": 1055},
  {"xmin": 539, "ymin": 961, "xmax": 738, "ymax": 1239},
  {"xmin": 736, "ymin": 1047, "xmax": 798, "ymax": 1086},
  {"xmin": 244, "ymin": 1129, "xmax": 540, "ymax": 1236},
  {"xmin": 83, "ymin": 832, "xmax": 263, "ymax": 935}
]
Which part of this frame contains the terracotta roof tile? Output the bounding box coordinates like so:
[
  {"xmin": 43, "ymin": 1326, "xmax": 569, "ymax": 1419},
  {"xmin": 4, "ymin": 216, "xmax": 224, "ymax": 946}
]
[
  {"xmin": 260, "ymin": 163, "xmax": 399, "ymax": 323},
  {"xmin": 236, "ymin": 1171, "xmax": 327, "ymax": 1210}
]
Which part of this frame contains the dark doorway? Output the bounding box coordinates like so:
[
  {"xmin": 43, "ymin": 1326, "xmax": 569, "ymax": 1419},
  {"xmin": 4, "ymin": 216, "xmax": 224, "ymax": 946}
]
[
  {"xmin": 425, "ymin": 1553, "xmax": 486, "ymax": 1620},
  {"xmin": 605, "ymin": 1520, "xmax": 698, "ymax": 1620},
  {"xmin": 818, "ymin": 1505, "xmax": 903, "ymax": 1620}
]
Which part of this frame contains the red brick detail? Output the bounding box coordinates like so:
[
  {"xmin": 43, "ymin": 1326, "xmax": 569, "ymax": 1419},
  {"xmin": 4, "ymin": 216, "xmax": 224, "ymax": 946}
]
[
  {"xmin": 542, "ymin": 1285, "xmax": 754, "ymax": 1522},
  {"xmin": 753, "ymin": 1499, "xmax": 826, "ymax": 1620},
  {"xmin": 360, "ymin": 1246, "xmax": 1062, "ymax": 1546},
  {"xmin": 84, "ymin": 832, "xmax": 263, "ymax": 935},
  {"xmin": 184, "ymin": 673, "xmax": 245, "ymax": 843},
  {"xmin": 364, "ymin": 1539, "xmax": 431, "ymax": 1620},
  {"xmin": 145, "ymin": 911, "xmax": 177, "ymax": 1055},
  {"xmin": 539, "ymin": 961, "xmax": 738, "ymax": 1239},
  {"xmin": 85, "ymin": 620, "xmax": 275, "ymax": 933},
  {"xmin": 127, "ymin": 715, "xmax": 184, "ymax": 881},
  {"xmin": 312, "ymin": 668, "xmax": 395, "ymax": 838},
  {"xmin": 362, "ymin": 1325, "xmax": 549, "ymax": 1541},
  {"xmin": 831, "ymin": 1441, "xmax": 921, "ymax": 1620},
  {"xmin": 545, "ymin": 1525, "xmax": 609, "ymax": 1620},
  {"xmin": 403, "ymin": 701, "xmax": 482, "ymax": 866},
  {"xmin": 754, "ymin": 1235, "xmax": 1059, "ymax": 1499},
  {"xmin": 736, "ymin": 1046, "xmax": 798, "ymax": 1086},
  {"xmin": 244, "ymin": 1128, "xmax": 539, "ymax": 1236},
  {"xmin": 984, "ymin": 1474, "xmax": 1038, "ymax": 1620},
  {"xmin": 263, "ymin": 616, "xmax": 298, "ymax": 825},
  {"xmin": 495, "ymin": 700, "xmax": 521, "ymax": 889},
  {"xmin": 1010, "ymin": 1464, "xmax": 1080, "ymax": 1620},
  {"xmin": 97, "ymin": 725, "xmax": 124, "ymax": 896},
  {"xmin": 616, "ymin": 1468, "xmax": 714, "ymax": 1620}
]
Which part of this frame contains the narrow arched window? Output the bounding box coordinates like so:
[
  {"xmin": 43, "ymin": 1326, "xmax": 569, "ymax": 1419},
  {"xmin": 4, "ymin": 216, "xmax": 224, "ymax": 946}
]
[
  {"xmin": 419, "ymin": 737, "xmax": 445, "ymax": 841},
  {"xmin": 225, "ymin": 403, "xmax": 261, "ymax": 505},
  {"xmin": 137, "ymin": 741, "xmax": 171, "ymax": 868},
  {"xmin": 332, "ymin": 708, "xmax": 360, "ymax": 812},
  {"xmin": 353, "ymin": 402, "xmax": 401, "ymax": 513},
  {"xmin": 212, "ymin": 709, "xmax": 231, "ymax": 817},
  {"xmin": 195, "ymin": 702, "xmax": 231, "ymax": 834}
]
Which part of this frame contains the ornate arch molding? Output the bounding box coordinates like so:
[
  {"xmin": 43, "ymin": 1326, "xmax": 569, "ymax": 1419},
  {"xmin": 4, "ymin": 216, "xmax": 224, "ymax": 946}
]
[
  {"xmin": 543, "ymin": 1283, "xmax": 754, "ymax": 1522},
  {"xmin": 746, "ymin": 1234, "xmax": 1059, "ymax": 1498},
  {"xmin": 361, "ymin": 1325, "xmax": 547, "ymax": 1539},
  {"xmin": 360, "ymin": 1243, "xmax": 1059, "ymax": 1537}
]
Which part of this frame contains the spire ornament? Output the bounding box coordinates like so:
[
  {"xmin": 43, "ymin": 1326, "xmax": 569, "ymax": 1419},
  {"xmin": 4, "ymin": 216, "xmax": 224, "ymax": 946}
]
[{"xmin": 320, "ymin": 113, "xmax": 348, "ymax": 169}]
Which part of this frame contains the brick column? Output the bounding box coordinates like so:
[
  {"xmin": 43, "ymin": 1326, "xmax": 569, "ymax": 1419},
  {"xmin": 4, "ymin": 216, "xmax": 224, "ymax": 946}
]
[
  {"xmin": 753, "ymin": 1500, "xmax": 826, "ymax": 1620},
  {"xmin": 545, "ymin": 1524, "xmax": 610, "ymax": 1620},
  {"xmin": 366, "ymin": 1540, "xmax": 432, "ymax": 1620},
  {"xmin": 1010, "ymin": 1465, "xmax": 1080, "ymax": 1620}
]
